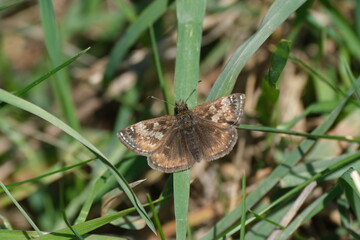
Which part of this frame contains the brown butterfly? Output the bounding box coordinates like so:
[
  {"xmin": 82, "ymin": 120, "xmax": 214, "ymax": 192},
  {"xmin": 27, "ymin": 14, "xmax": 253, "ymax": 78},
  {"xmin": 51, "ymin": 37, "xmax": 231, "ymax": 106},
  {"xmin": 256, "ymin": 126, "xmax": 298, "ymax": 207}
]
[{"xmin": 118, "ymin": 93, "xmax": 245, "ymax": 173}]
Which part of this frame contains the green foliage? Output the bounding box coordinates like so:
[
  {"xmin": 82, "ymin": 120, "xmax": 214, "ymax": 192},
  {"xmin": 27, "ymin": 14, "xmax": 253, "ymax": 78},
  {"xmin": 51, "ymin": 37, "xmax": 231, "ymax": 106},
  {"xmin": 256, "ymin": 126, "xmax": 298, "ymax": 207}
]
[
  {"xmin": 268, "ymin": 39, "xmax": 292, "ymax": 88},
  {"xmin": 1, "ymin": 0, "xmax": 360, "ymax": 239}
]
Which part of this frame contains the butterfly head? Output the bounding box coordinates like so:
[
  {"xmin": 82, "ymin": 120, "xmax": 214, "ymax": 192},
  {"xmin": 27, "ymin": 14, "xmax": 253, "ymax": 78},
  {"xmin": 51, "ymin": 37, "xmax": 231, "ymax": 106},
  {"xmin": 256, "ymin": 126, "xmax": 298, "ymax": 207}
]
[{"xmin": 174, "ymin": 100, "xmax": 189, "ymax": 115}]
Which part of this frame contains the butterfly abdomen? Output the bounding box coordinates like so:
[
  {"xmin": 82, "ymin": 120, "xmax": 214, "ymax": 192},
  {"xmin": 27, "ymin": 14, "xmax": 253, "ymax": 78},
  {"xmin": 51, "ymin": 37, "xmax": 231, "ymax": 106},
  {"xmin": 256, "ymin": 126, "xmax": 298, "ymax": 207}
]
[{"xmin": 176, "ymin": 111, "xmax": 202, "ymax": 162}]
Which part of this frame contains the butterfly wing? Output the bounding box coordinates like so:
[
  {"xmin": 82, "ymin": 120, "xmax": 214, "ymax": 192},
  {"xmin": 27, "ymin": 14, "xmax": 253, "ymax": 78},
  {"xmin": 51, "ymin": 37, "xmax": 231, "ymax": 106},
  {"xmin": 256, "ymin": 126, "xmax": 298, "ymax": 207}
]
[
  {"xmin": 118, "ymin": 93, "xmax": 246, "ymax": 173},
  {"xmin": 148, "ymin": 128, "xmax": 195, "ymax": 173},
  {"xmin": 192, "ymin": 93, "xmax": 245, "ymax": 127},
  {"xmin": 148, "ymin": 116, "xmax": 238, "ymax": 173},
  {"xmin": 191, "ymin": 93, "xmax": 245, "ymax": 161},
  {"xmin": 117, "ymin": 116, "xmax": 176, "ymax": 156},
  {"xmin": 193, "ymin": 120, "xmax": 238, "ymax": 161}
]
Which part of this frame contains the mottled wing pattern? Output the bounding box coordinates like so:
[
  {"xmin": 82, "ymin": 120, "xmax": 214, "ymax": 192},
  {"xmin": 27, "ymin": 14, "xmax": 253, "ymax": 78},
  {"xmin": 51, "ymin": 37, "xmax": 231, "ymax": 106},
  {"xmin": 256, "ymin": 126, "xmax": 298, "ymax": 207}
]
[
  {"xmin": 148, "ymin": 129, "xmax": 195, "ymax": 173},
  {"xmin": 118, "ymin": 93, "xmax": 246, "ymax": 173},
  {"xmin": 190, "ymin": 93, "xmax": 245, "ymax": 161},
  {"xmin": 117, "ymin": 116, "xmax": 176, "ymax": 156},
  {"xmin": 148, "ymin": 116, "xmax": 238, "ymax": 172},
  {"xmin": 192, "ymin": 93, "xmax": 245, "ymax": 126}
]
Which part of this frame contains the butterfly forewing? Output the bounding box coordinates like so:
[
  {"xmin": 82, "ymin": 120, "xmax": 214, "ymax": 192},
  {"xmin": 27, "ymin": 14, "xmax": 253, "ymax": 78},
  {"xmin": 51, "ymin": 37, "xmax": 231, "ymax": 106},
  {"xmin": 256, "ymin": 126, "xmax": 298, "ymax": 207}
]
[
  {"xmin": 192, "ymin": 93, "xmax": 245, "ymax": 126},
  {"xmin": 118, "ymin": 116, "xmax": 176, "ymax": 155}
]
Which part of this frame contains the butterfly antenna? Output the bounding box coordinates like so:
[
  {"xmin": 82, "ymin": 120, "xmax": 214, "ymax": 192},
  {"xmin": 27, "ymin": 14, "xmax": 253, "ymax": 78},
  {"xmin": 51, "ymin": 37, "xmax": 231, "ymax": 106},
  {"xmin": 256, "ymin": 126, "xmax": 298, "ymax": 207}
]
[
  {"xmin": 184, "ymin": 80, "xmax": 202, "ymax": 103},
  {"xmin": 147, "ymin": 96, "xmax": 175, "ymax": 106},
  {"xmin": 184, "ymin": 88, "xmax": 197, "ymax": 104}
]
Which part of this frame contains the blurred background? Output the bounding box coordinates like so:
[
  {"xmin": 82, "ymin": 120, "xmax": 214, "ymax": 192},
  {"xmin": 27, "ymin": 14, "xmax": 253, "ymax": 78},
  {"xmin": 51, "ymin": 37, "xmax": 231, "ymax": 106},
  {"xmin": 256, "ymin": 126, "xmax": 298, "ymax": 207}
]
[{"xmin": 0, "ymin": 0, "xmax": 360, "ymax": 239}]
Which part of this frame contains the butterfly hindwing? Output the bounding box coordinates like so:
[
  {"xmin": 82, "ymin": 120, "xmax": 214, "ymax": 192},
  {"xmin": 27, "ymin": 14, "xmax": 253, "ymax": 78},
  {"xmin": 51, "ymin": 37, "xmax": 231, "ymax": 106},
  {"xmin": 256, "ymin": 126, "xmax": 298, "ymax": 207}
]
[
  {"xmin": 148, "ymin": 128, "xmax": 195, "ymax": 173},
  {"xmin": 148, "ymin": 116, "xmax": 238, "ymax": 172},
  {"xmin": 193, "ymin": 119, "xmax": 238, "ymax": 161}
]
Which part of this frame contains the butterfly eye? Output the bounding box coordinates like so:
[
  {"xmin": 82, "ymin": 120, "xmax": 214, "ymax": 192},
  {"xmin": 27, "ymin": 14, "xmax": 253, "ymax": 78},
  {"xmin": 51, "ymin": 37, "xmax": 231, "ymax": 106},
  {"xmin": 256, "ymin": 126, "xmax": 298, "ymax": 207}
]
[{"xmin": 174, "ymin": 101, "xmax": 188, "ymax": 115}]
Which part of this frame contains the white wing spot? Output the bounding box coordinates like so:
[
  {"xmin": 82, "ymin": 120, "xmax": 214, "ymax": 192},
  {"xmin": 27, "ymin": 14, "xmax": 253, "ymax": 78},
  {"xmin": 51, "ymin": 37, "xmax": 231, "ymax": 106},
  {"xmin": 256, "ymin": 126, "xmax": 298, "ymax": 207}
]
[
  {"xmin": 136, "ymin": 123, "xmax": 164, "ymax": 140},
  {"xmin": 210, "ymin": 97, "xmax": 231, "ymax": 122}
]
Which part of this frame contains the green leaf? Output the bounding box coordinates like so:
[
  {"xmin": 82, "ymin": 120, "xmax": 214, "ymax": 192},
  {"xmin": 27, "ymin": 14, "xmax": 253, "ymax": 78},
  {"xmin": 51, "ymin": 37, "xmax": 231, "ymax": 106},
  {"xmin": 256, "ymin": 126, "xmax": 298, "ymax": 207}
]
[
  {"xmin": 257, "ymin": 80, "xmax": 280, "ymax": 125},
  {"xmin": 268, "ymin": 39, "xmax": 291, "ymax": 88}
]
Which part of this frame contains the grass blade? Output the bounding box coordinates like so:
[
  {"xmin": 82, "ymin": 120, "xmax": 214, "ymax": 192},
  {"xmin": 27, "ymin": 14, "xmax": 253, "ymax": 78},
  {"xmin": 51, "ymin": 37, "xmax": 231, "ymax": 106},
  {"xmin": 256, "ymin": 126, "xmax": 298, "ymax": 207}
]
[
  {"xmin": 173, "ymin": 0, "xmax": 206, "ymax": 239},
  {"xmin": 104, "ymin": 0, "xmax": 174, "ymax": 88},
  {"xmin": 200, "ymin": 80, "xmax": 355, "ymax": 239},
  {"xmin": 38, "ymin": 0, "xmax": 80, "ymax": 130},
  {"xmin": 240, "ymin": 173, "xmax": 247, "ymax": 239},
  {"xmin": 0, "ymin": 181, "xmax": 43, "ymax": 236},
  {"xmin": 277, "ymin": 185, "xmax": 342, "ymax": 240},
  {"xmin": 0, "ymin": 47, "xmax": 90, "ymax": 108},
  {"xmin": 207, "ymin": 0, "xmax": 307, "ymax": 101},
  {"xmin": 0, "ymin": 89, "xmax": 156, "ymax": 234}
]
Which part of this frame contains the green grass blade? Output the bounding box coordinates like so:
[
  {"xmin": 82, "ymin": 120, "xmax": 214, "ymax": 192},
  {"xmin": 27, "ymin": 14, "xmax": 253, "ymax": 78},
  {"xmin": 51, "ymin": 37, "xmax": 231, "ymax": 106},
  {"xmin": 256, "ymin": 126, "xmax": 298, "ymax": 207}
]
[
  {"xmin": 281, "ymin": 152, "xmax": 360, "ymax": 188},
  {"xmin": 321, "ymin": 0, "xmax": 360, "ymax": 60},
  {"xmin": 0, "ymin": 230, "xmax": 126, "ymax": 240},
  {"xmin": 245, "ymin": 202, "xmax": 294, "ymax": 239},
  {"xmin": 149, "ymin": 25, "xmax": 171, "ymax": 114},
  {"xmin": 173, "ymin": 171, "xmax": 191, "ymax": 239},
  {"xmin": 0, "ymin": 194, "xmax": 168, "ymax": 240},
  {"xmin": 207, "ymin": 0, "xmax": 307, "ymax": 101},
  {"xmin": 249, "ymin": 209, "xmax": 286, "ymax": 230},
  {"xmin": 0, "ymin": 47, "xmax": 90, "ymax": 108},
  {"xmin": 173, "ymin": 0, "xmax": 206, "ymax": 239},
  {"xmin": 0, "ymin": 0, "xmax": 24, "ymax": 11},
  {"xmin": 36, "ymin": 207, "xmax": 137, "ymax": 239},
  {"xmin": 0, "ymin": 230, "xmax": 39, "ymax": 240},
  {"xmin": 103, "ymin": 0, "xmax": 173, "ymax": 88},
  {"xmin": 340, "ymin": 54, "xmax": 360, "ymax": 100},
  {"xmin": 147, "ymin": 195, "xmax": 165, "ymax": 239},
  {"xmin": 337, "ymin": 194, "xmax": 360, "ymax": 239},
  {"xmin": 0, "ymin": 89, "xmax": 156, "ymax": 234},
  {"xmin": 1, "ymin": 158, "xmax": 94, "ymax": 193},
  {"xmin": 290, "ymin": 55, "xmax": 345, "ymax": 96},
  {"xmin": 277, "ymin": 185, "xmax": 342, "ymax": 240},
  {"xmin": 38, "ymin": 0, "xmax": 80, "ymax": 130},
  {"xmin": 227, "ymin": 148, "xmax": 360, "ymax": 238},
  {"xmin": 240, "ymin": 173, "xmax": 247, "ymax": 239},
  {"xmin": 338, "ymin": 168, "xmax": 360, "ymax": 220},
  {"xmin": 200, "ymin": 81, "xmax": 355, "ymax": 239},
  {"xmin": 239, "ymin": 124, "xmax": 360, "ymax": 143},
  {"xmin": 66, "ymin": 89, "xmax": 139, "ymax": 227},
  {"xmin": 0, "ymin": 181, "xmax": 43, "ymax": 236},
  {"xmin": 14, "ymin": 47, "xmax": 90, "ymax": 97},
  {"xmin": 37, "ymin": 196, "xmax": 166, "ymax": 239},
  {"xmin": 0, "ymin": 89, "xmax": 105, "ymax": 158}
]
